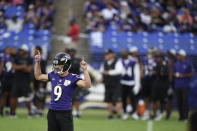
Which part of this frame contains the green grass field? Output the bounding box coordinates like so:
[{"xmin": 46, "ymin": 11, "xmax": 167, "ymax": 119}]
[{"xmin": 0, "ymin": 109, "xmax": 188, "ymax": 131}]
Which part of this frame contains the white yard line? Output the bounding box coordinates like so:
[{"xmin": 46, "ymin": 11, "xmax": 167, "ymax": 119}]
[{"xmin": 147, "ymin": 121, "xmax": 153, "ymax": 131}]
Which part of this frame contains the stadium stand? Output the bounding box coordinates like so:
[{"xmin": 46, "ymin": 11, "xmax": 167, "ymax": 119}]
[{"xmin": 0, "ymin": 1, "xmax": 53, "ymax": 59}]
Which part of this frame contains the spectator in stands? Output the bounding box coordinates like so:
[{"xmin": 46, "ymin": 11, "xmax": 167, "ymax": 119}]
[
  {"xmin": 37, "ymin": 4, "xmax": 54, "ymax": 30},
  {"xmin": 33, "ymin": 46, "xmax": 47, "ymax": 117},
  {"xmin": 121, "ymin": 18, "xmax": 132, "ymax": 32},
  {"xmin": 67, "ymin": 18, "xmax": 80, "ymax": 42},
  {"xmin": 101, "ymin": 2, "xmax": 118, "ymax": 20},
  {"xmin": 177, "ymin": 8, "xmax": 193, "ymax": 32},
  {"xmin": 119, "ymin": 1, "xmax": 130, "ymax": 20},
  {"xmin": 100, "ymin": 49, "xmax": 122, "ymax": 120},
  {"xmin": 140, "ymin": 8, "xmax": 152, "ymax": 31},
  {"xmin": 24, "ymin": 0, "xmax": 35, "ymax": 10},
  {"xmin": 174, "ymin": 49, "xmax": 195, "ymax": 122},
  {"xmin": 85, "ymin": 2, "xmax": 102, "ymax": 33},
  {"xmin": 13, "ymin": 0, "xmax": 23, "ymax": 6},
  {"xmin": 0, "ymin": 9, "xmax": 6, "ymax": 29},
  {"xmin": 84, "ymin": 0, "xmax": 196, "ymax": 33},
  {"xmin": 24, "ymin": 4, "xmax": 38, "ymax": 28},
  {"xmin": 189, "ymin": 111, "xmax": 197, "ymax": 131},
  {"xmin": 163, "ymin": 7, "xmax": 178, "ymax": 33},
  {"xmin": 6, "ymin": 15, "xmax": 23, "ymax": 32},
  {"xmin": 150, "ymin": 5, "xmax": 165, "ymax": 31},
  {"xmin": 91, "ymin": 16, "xmax": 106, "ymax": 32},
  {"xmin": 10, "ymin": 44, "xmax": 33, "ymax": 118}
]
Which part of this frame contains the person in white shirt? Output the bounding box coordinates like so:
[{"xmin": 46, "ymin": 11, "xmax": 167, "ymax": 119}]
[
  {"xmin": 101, "ymin": 3, "xmax": 118, "ymax": 20},
  {"xmin": 100, "ymin": 49, "xmax": 122, "ymax": 120},
  {"xmin": 140, "ymin": 9, "xmax": 152, "ymax": 26},
  {"xmin": 6, "ymin": 16, "xmax": 23, "ymax": 32}
]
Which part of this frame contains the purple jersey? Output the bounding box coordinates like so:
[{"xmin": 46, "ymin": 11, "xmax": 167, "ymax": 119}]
[
  {"xmin": 48, "ymin": 72, "xmax": 81, "ymax": 110},
  {"xmin": 143, "ymin": 57, "xmax": 156, "ymax": 77},
  {"xmin": 3, "ymin": 54, "xmax": 14, "ymax": 77},
  {"xmin": 174, "ymin": 60, "xmax": 195, "ymax": 88},
  {"xmin": 120, "ymin": 59, "xmax": 136, "ymax": 85}
]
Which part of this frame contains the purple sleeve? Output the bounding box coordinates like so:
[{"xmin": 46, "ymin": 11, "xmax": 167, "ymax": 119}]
[
  {"xmin": 72, "ymin": 74, "xmax": 82, "ymax": 85},
  {"xmin": 48, "ymin": 72, "xmax": 52, "ymax": 81}
]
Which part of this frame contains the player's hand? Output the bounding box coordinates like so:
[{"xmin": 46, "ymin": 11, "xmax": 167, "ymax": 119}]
[
  {"xmin": 35, "ymin": 50, "xmax": 41, "ymax": 63},
  {"xmin": 103, "ymin": 71, "xmax": 109, "ymax": 75},
  {"xmin": 178, "ymin": 74, "xmax": 185, "ymax": 78},
  {"xmin": 133, "ymin": 86, "xmax": 140, "ymax": 95},
  {"xmin": 80, "ymin": 56, "xmax": 87, "ymax": 71},
  {"xmin": 175, "ymin": 72, "xmax": 185, "ymax": 78}
]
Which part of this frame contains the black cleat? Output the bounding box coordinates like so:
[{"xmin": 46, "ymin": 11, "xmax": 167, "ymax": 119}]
[{"xmin": 107, "ymin": 115, "xmax": 113, "ymax": 120}]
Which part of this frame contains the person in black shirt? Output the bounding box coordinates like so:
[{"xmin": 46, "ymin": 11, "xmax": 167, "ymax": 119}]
[
  {"xmin": 10, "ymin": 44, "xmax": 33, "ymax": 117},
  {"xmin": 33, "ymin": 46, "xmax": 47, "ymax": 117},
  {"xmin": 189, "ymin": 111, "xmax": 197, "ymax": 131},
  {"xmin": 65, "ymin": 48, "xmax": 82, "ymax": 118},
  {"xmin": 0, "ymin": 47, "xmax": 15, "ymax": 116},
  {"xmin": 0, "ymin": 52, "xmax": 4, "ymax": 95},
  {"xmin": 151, "ymin": 54, "xmax": 169, "ymax": 121},
  {"xmin": 165, "ymin": 49, "xmax": 176, "ymax": 120},
  {"xmin": 100, "ymin": 49, "xmax": 122, "ymax": 120}
]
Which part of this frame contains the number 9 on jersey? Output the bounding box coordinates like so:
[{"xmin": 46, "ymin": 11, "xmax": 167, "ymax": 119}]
[{"xmin": 54, "ymin": 85, "xmax": 62, "ymax": 101}]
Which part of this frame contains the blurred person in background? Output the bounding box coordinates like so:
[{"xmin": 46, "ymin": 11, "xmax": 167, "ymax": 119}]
[
  {"xmin": 129, "ymin": 46, "xmax": 139, "ymax": 62},
  {"xmin": 65, "ymin": 48, "xmax": 82, "ymax": 119},
  {"xmin": 151, "ymin": 54, "xmax": 169, "ymax": 121},
  {"xmin": 10, "ymin": 44, "xmax": 33, "ymax": 118},
  {"xmin": 174, "ymin": 49, "xmax": 195, "ymax": 122},
  {"xmin": 0, "ymin": 47, "xmax": 15, "ymax": 117},
  {"xmin": 24, "ymin": 4, "xmax": 38, "ymax": 28},
  {"xmin": 91, "ymin": 16, "xmax": 107, "ymax": 32},
  {"xmin": 165, "ymin": 49, "xmax": 177, "ymax": 120},
  {"xmin": 188, "ymin": 111, "xmax": 197, "ymax": 131},
  {"xmin": 0, "ymin": 9, "xmax": 6, "ymax": 29},
  {"xmin": 0, "ymin": 52, "xmax": 4, "ymax": 93},
  {"xmin": 67, "ymin": 18, "xmax": 80, "ymax": 42},
  {"xmin": 100, "ymin": 49, "xmax": 122, "ymax": 120},
  {"xmin": 37, "ymin": 5, "xmax": 54, "ymax": 30},
  {"xmin": 33, "ymin": 46, "xmax": 47, "ymax": 117},
  {"xmin": 6, "ymin": 15, "xmax": 23, "ymax": 32},
  {"xmin": 101, "ymin": 2, "xmax": 118, "ymax": 21},
  {"xmin": 177, "ymin": 8, "xmax": 193, "ymax": 32},
  {"xmin": 120, "ymin": 50, "xmax": 141, "ymax": 120},
  {"xmin": 162, "ymin": 7, "xmax": 178, "ymax": 33},
  {"xmin": 141, "ymin": 49, "xmax": 156, "ymax": 120}
]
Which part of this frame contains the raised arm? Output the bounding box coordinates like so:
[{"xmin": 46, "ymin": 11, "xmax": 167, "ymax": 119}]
[
  {"xmin": 34, "ymin": 50, "xmax": 48, "ymax": 82},
  {"xmin": 76, "ymin": 57, "xmax": 91, "ymax": 88}
]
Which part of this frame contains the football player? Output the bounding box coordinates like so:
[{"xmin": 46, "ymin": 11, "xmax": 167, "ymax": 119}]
[
  {"xmin": 0, "ymin": 47, "xmax": 15, "ymax": 116},
  {"xmin": 120, "ymin": 50, "xmax": 141, "ymax": 120},
  {"xmin": 34, "ymin": 51, "xmax": 91, "ymax": 131}
]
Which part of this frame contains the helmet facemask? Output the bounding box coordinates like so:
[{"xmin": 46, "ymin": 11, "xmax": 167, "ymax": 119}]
[{"xmin": 53, "ymin": 55, "xmax": 71, "ymax": 75}]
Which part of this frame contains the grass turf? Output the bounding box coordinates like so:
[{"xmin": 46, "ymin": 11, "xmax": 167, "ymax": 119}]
[{"xmin": 0, "ymin": 109, "xmax": 188, "ymax": 131}]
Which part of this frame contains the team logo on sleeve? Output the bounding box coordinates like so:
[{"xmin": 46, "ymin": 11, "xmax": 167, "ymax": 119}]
[{"xmin": 64, "ymin": 80, "xmax": 71, "ymax": 86}]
